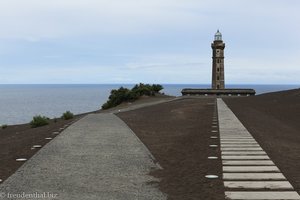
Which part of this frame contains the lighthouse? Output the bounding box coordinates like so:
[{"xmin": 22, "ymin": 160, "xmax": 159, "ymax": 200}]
[
  {"xmin": 211, "ymin": 30, "xmax": 225, "ymax": 89},
  {"xmin": 181, "ymin": 30, "xmax": 255, "ymax": 96}
]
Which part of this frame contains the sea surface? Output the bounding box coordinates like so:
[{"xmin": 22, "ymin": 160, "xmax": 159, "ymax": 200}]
[{"xmin": 0, "ymin": 84, "xmax": 299, "ymax": 125}]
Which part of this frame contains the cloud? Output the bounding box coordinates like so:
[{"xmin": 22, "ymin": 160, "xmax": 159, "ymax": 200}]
[
  {"xmin": 0, "ymin": 0, "xmax": 300, "ymax": 84},
  {"xmin": 0, "ymin": 0, "xmax": 207, "ymax": 39}
]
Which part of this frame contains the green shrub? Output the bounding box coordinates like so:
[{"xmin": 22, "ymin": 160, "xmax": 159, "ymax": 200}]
[
  {"xmin": 132, "ymin": 83, "xmax": 155, "ymax": 96},
  {"xmin": 30, "ymin": 115, "xmax": 49, "ymax": 128},
  {"xmin": 101, "ymin": 83, "xmax": 164, "ymax": 109},
  {"xmin": 151, "ymin": 84, "xmax": 164, "ymax": 93},
  {"xmin": 62, "ymin": 111, "xmax": 74, "ymax": 120},
  {"xmin": 1, "ymin": 124, "xmax": 8, "ymax": 129}
]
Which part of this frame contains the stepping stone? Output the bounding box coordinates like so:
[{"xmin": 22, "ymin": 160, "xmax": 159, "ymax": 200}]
[
  {"xmin": 222, "ymin": 151, "xmax": 266, "ymax": 155},
  {"xmin": 221, "ymin": 141, "xmax": 258, "ymax": 144},
  {"xmin": 225, "ymin": 191, "xmax": 300, "ymax": 200},
  {"xmin": 208, "ymin": 156, "xmax": 218, "ymax": 160},
  {"xmin": 210, "ymin": 136, "xmax": 218, "ymax": 139},
  {"xmin": 220, "ymin": 132, "xmax": 250, "ymax": 135},
  {"xmin": 221, "ymin": 147, "xmax": 263, "ymax": 151},
  {"xmin": 16, "ymin": 158, "xmax": 27, "ymax": 162},
  {"xmin": 211, "ymin": 130, "xmax": 218, "ymax": 133},
  {"xmin": 0, "ymin": 179, "xmax": 2, "ymax": 182},
  {"xmin": 224, "ymin": 181, "xmax": 294, "ymax": 190},
  {"xmin": 52, "ymin": 132, "xmax": 60, "ymax": 135},
  {"xmin": 222, "ymin": 155, "xmax": 270, "ymax": 160},
  {"xmin": 205, "ymin": 175, "xmax": 218, "ymax": 179},
  {"xmin": 223, "ymin": 160, "xmax": 275, "ymax": 166},
  {"xmin": 209, "ymin": 145, "xmax": 218, "ymax": 148},
  {"xmin": 221, "ymin": 138, "xmax": 254, "ymax": 140},
  {"xmin": 32, "ymin": 145, "xmax": 42, "ymax": 148},
  {"xmin": 221, "ymin": 138, "xmax": 255, "ymax": 140},
  {"xmin": 223, "ymin": 173, "xmax": 286, "ymax": 180},
  {"xmin": 45, "ymin": 137, "xmax": 52, "ymax": 140},
  {"xmin": 221, "ymin": 139, "xmax": 255, "ymax": 141},
  {"xmin": 221, "ymin": 136, "xmax": 254, "ymax": 139},
  {"xmin": 220, "ymin": 135, "xmax": 253, "ymax": 138},
  {"xmin": 220, "ymin": 136, "xmax": 253, "ymax": 138},
  {"xmin": 221, "ymin": 144, "xmax": 260, "ymax": 148},
  {"xmin": 223, "ymin": 166, "xmax": 280, "ymax": 172}
]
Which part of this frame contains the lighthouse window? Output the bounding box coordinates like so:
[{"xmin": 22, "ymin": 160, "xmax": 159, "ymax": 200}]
[
  {"xmin": 217, "ymin": 68, "xmax": 220, "ymax": 72},
  {"xmin": 217, "ymin": 76, "xmax": 219, "ymax": 80}
]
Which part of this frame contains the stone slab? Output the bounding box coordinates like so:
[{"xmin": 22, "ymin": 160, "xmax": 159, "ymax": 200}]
[
  {"xmin": 221, "ymin": 141, "xmax": 258, "ymax": 144},
  {"xmin": 225, "ymin": 191, "xmax": 300, "ymax": 200},
  {"xmin": 224, "ymin": 181, "xmax": 294, "ymax": 190},
  {"xmin": 223, "ymin": 173, "xmax": 286, "ymax": 180},
  {"xmin": 221, "ymin": 147, "xmax": 263, "ymax": 151},
  {"xmin": 222, "ymin": 151, "xmax": 266, "ymax": 155},
  {"xmin": 223, "ymin": 166, "xmax": 280, "ymax": 172},
  {"xmin": 220, "ymin": 137, "xmax": 254, "ymax": 139},
  {"xmin": 223, "ymin": 160, "xmax": 275, "ymax": 166},
  {"xmin": 221, "ymin": 139, "xmax": 256, "ymax": 141},
  {"xmin": 221, "ymin": 144, "xmax": 260, "ymax": 147},
  {"xmin": 222, "ymin": 155, "xmax": 270, "ymax": 160},
  {"xmin": 220, "ymin": 135, "xmax": 252, "ymax": 137}
]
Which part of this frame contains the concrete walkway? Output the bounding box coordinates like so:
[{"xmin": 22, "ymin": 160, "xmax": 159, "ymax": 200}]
[
  {"xmin": 217, "ymin": 98, "xmax": 300, "ymax": 200},
  {"xmin": 0, "ymin": 114, "xmax": 166, "ymax": 200}
]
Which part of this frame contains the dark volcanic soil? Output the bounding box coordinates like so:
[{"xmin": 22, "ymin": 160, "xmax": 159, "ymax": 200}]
[
  {"xmin": 224, "ymin": 88, "xmax": 300, "ymax": 191},
  {"xmin": 118, "ymin": 98, "xmax": 225, "ymax": 200},
  {"xmin": 0, "ymin": 117, "xmax": 81, "ymax": 182}
]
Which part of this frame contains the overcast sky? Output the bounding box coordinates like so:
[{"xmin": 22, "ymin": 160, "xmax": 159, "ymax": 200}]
[{"xmin": 0, "ymin": 0, "xmax": 299, "ymax": 84}]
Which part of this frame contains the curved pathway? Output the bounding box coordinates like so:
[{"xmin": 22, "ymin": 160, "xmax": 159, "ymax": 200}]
[{"xmin": 0, "ymin": 114, "xmax": 165, "ymax": 200}]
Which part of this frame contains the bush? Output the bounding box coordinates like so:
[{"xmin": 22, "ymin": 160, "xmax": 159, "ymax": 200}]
[
  {"xmin": 30, "ymin": 115, "xmax": 49, "ymax": 128},
  {"xmin": 152, "ymin": 84, "xmax": 164, "ymax": 93},
  {"xmin": 62, "ymin": 111, "xmax": 74, "ymax": 120},
  {"xmin": 101, "ymin": 83, "xmax": 164, "ymax": 109},
  {"xmin": 1, "ymin": 124, "xmax": 8, "ymax": 129}
]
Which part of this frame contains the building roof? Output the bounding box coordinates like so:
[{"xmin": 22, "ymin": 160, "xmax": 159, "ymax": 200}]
[{"xmin": 214, "ymin": 30, "xmax": 222, "ymax": 41}]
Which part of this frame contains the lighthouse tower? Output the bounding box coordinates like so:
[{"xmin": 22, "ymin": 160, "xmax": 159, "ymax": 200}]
[
  {"xmin": 181, "ymin": 30, "xmax": 255, "ymax": 96},
  {"xmin": 211, "ymin": 30, "xmax": 225, "ymax": 89}
]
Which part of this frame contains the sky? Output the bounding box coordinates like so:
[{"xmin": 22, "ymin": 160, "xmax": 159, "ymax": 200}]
[{"xmin": 0, "ymin": 0, "xmax": 299, "ymax": 84}]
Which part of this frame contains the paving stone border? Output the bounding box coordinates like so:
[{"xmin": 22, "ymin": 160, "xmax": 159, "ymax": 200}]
[{"xmin": 217, "ymin": 99, "xmax": 300, "ymax": 200}]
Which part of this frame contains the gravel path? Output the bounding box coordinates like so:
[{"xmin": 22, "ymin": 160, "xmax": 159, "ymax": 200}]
[{"xmin": 0, "ymin": 113, "xmax": 165, "ymax": 200}]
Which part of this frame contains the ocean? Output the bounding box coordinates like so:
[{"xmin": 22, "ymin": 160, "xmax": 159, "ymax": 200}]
[{"xmin": 0, "ymin": 84, "xmax": 299, "ymax": 125}]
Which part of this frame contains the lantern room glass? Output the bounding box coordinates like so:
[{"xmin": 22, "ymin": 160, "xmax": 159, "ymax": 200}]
[{"xmin": 214, "ymin": 30, "xmax": 222, "ymax": 41}]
